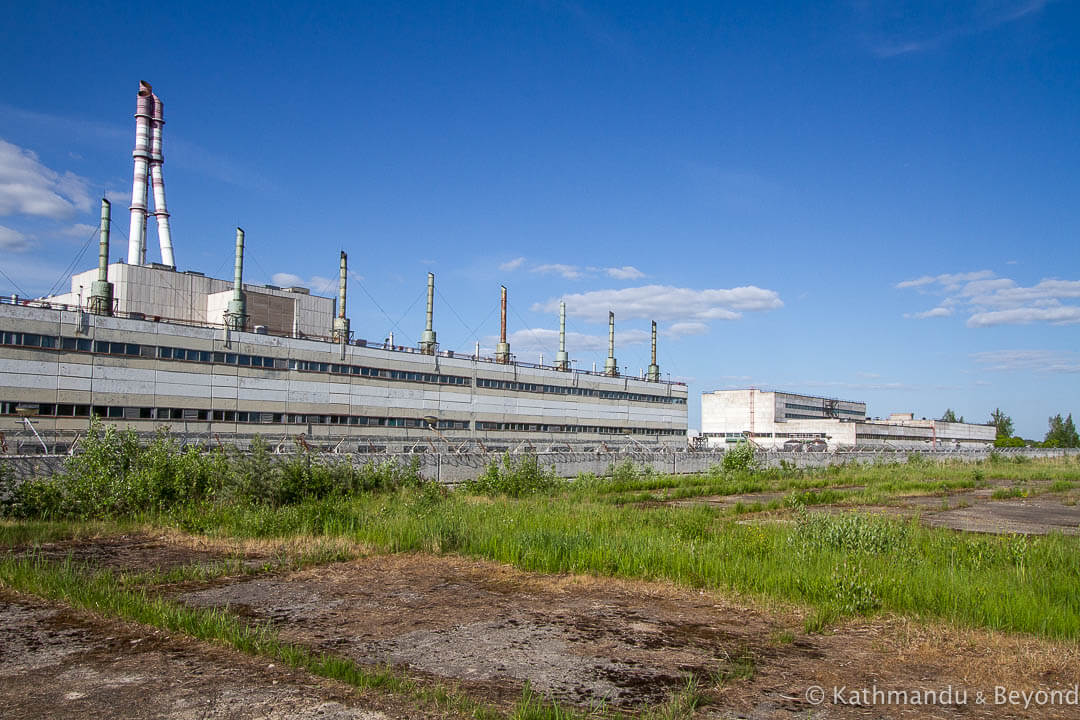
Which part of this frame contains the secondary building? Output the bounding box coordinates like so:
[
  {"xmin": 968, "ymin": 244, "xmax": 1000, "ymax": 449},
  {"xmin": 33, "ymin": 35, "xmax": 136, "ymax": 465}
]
[{"xmin": 702, "ymin": 389, "xmax": 995, "ymax": 450}]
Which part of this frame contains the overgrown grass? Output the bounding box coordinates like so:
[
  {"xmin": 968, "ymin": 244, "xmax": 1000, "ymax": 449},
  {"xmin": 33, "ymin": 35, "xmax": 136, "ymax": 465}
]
[
  {"xmin": 164, "ymin": 487, "xmax": 1080, "ymax": 640},
  {"xmin": 582, "ymin": 454, "xmax": 1080, "ymax": 506},
  {"xmin": 6, "ymin": 438, "xmax": 1080, "ymax": 643}
]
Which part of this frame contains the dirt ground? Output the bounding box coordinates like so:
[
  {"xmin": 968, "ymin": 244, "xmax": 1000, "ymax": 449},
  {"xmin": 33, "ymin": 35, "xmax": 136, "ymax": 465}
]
[
  {"xmin": 4, "ymin": 484, "xmax": 1080, "ymax": 719},
  {"xmin": 173, "ymin": 552, "xmax": 1080, "ymax": 719},
  {"xmin": 0, "ymin": 588, "xmax": 401, "ymax": 720}
]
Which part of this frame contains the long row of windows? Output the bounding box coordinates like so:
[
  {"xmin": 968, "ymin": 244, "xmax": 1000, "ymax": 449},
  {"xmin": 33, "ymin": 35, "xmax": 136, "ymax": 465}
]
[
  {"xmin": 0, "ymin": 400, "xmax": 675, "ymax": 435},
  {"xmin": 783, "ymin": 402, "xmax": 864, "ymax": 417},
  {"xmin": 2, "ymin": 331, "xmax": 685, "ymax": 405},
  {"xmin": 475, "ymin": 378, "xmax": 685, "ymax": 404},
  {"xmin": 474, "ymin": 421, "xmax": 683, "ymax": 436}
]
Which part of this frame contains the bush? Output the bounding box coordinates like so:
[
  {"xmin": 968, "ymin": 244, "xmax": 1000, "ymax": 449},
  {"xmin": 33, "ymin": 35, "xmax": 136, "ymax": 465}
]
[
  {"xmin": 463, "ymin": 453, "xmax": 562, "ymax": 497},
  {"xmin": 0, "ymin": 422, "xmax": 428, "ymax": 520},
  {"xmin": 721, "ymin": 442, "xmax": 757, "ymax": 473}
]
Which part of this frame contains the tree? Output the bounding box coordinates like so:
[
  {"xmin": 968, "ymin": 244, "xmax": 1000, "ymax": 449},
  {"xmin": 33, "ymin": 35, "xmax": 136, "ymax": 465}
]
[
  {"xmin": 941, "ymin": 409, "xmax": 964, "ymax": 423},
  {"xmin": 990, "ymin": 408, "xmax": 1014, "ymax": 440},
  {"xmin": 1044, "ymin": 413, "xmax": 1080, "ymax": 448}
]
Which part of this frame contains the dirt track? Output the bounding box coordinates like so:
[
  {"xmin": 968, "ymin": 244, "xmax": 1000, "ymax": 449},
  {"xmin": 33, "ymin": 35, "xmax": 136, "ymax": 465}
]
[
  {"xmin": 0, "ymin": 590, "xmax": 392, "ymax": 720},
  {"xmin": 5, "ymin": 482, "xmax": 1080, "ymax": 719}
]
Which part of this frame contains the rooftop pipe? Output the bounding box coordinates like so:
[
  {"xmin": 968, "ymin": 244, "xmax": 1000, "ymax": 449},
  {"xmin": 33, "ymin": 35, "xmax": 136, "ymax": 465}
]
[
  {"xmin": 496, "ymin": 286, "xmax": 511, "ymax": 363},
  {"xmin": 224, "ymin": 227, "xmax": 246, "ymax": 331},
  {"xmin": 333, "ymin": 251, "xmax": 350, "ymax": 342},
  {"xmin": 555, "ymin": 300, "xmax": 569, "ymax": 371},
  {"xmin": 647, "ymin": 320, "xmax": 660, "ymax": 382},
  {"xmin": 88, "ymin": 198, "xmax": 113, "ymax": 316},
  {"xmin": 604, "ymin": 311, "xmax": 618, "ymax": 376},
  {"xmin": 419, "ymin": 272, "xmax": 437, "ymax": 354}
]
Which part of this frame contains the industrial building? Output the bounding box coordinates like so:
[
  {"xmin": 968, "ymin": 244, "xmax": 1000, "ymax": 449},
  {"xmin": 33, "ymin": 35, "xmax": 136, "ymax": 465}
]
[
  {"xmin": 701, "ymin": 389, "xmax": 996, "ymax": 450},
  {"xmin": 0, "ymin": 82, "xmax": 688, "ymax": 452}
]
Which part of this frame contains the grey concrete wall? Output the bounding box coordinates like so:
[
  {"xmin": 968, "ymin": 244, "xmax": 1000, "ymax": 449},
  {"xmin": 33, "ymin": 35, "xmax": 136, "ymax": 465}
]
[{"xmin": 4, "ymin": 447, "xmax": 1076, "ymax": 490}]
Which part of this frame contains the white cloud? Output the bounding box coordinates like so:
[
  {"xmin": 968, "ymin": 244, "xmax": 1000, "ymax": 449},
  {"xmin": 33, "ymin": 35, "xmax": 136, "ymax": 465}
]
[
  {"xmin": 533, "ymin": 284, "xmax": 783, "ymax": 324},
  {"xmin": 532, "ymin": 263, "xmax": 585, "ymax": 280},
  {"xmin": 898, "ymin": 270, "xmax": 1080, "ymax": 327},
  {"xmin": 896, "ymin": 270, "xmax": 994, "ymax": 291},
  {"xmin": 666, "ymin": 321, "xmax": 708, "ymax": 338},
  {"xmin": 270, "ymin": 273, "xmax": 335, "ymax": 294},
  {"xmin": 0, "ymin": 139, "xmax": 91, "ymax": 219},
  {"xmin": 499, "ymin": 256, "xmax": 526, "ymax": 272},
  {"xmin": 972, "ymin": 350, "xmax": 1080, "ymax": 374},
  {"xmin": 904, "ymin": 306, "xmax": 953, "ymax": 319},
  {"xmin": 0, "ymin": 225, "xmax": 31, "ymax": 252},
  {"xmin": 968, "ymin": 307, "xmax": 1080, "ymax": 327},
  {"xmin": 271, "ymin": 272, "xmax": 304, "ymax": 287},
  {"xmin": 860, "ymin": 1, "xmax": 1050, "ymax": 57},
  {"xmin": 59, "ymin": 222, "xmax": 97, "ymax": 239},
  {"xmin": 480, "ymin": 327, "xmax": 649, "ymax": 362},
  {"xmin": 605, "ymin": 265, "xmax": 645, "ymax": 280}
]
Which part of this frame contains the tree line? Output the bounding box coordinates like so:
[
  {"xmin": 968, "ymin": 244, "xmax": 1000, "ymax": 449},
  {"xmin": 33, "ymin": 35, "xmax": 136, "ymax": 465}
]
[{"xmin": 939, "ymin": 407, "xmax": 1079, "ymax": 448}]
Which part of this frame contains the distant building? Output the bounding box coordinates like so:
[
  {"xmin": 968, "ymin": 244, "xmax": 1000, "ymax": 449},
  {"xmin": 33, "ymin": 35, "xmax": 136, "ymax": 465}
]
[{"xmin": 701, "ymin": 389, "xmax": 995, "ymax": 450}]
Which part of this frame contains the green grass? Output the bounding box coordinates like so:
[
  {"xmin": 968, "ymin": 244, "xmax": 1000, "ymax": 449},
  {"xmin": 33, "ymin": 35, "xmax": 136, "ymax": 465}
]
[
  {"xmin": 7, "ymin": 455, "xmax": 1080, "ymax": 645},
  {"xmin": 0, "ymin": 518, "xmax": 133, "ymax": 547},
  {"xmin": 585, "ymin": 455, "xmax": 1080, "ymax": 506},
  {"xmin": 162, "ymin": 485, "xmax": 1080, "ymax": 640}
]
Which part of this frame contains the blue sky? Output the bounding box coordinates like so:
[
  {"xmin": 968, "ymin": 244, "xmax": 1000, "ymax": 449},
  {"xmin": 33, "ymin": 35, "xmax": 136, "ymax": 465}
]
[{"xmin": 1, "ymin": 1, "xmax": 1077, "ymax": 437}]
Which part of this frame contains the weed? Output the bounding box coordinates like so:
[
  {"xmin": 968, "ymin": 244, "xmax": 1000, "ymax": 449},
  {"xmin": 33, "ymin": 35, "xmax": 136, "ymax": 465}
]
[
  {"xmin": 712, "ymin": 645, "xmax": 756, "ymax": 686},
  {"xmin": 463, "ymin": 453, "xmax": 562, "ymax": 497},
  {"xmin": 643, "ymin": 675, "xmax": 704, "ymax": 720},
  {"xmin": 803, "ymin": 607, "xmax": 836, "ymax": 634},
  {"xmin": 991, "ymin": 486, "xmax": 1027, "ymax": 500},
  {"xmin": 770, "ymin": 630, "xmax": 796, "ymax": 645},
  {"xmin": 721, "ymin": 442, "xmax": 757, "ymax": 473}
]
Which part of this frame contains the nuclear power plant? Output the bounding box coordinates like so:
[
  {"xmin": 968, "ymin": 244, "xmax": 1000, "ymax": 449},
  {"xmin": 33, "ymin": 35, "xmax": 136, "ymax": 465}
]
[{"xmin": 0, "ymin": 82, "xmax": 688, "ymax": 452}]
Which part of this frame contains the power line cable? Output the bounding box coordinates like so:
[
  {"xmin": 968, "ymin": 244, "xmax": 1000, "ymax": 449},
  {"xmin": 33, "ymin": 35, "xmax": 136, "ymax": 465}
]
[
  {"xmin": 348, "ymin": 270, "xmax": 420, "ymax": 345},
  {"xmin": 0, "ymin": 266, "xmax": 29, "ymax": 298},
  {"xmin": 434, "ymin": 286, "xmax": 496, "ymax": 354},
  {"xmin": 508, "ymin": 299, "xmax": 556, "ymax": 360},
  {"xmin": 46, "ymin": 223, "xmax": 99, "ymax": 298}
]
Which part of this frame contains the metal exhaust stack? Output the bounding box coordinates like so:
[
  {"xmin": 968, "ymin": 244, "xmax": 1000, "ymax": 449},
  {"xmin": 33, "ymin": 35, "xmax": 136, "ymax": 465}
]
[
  {"xmin": 333, "ymin": 251, "xmax": 350, "ymax": 342},
  {"xmin": 647, "ymin": 320, "xmax": 660, "ymax": 382},
  {"xmin": 419, "ymin": 272, "xmax": 437, "ymax": 354},
  {"xmin": 88, "ymin": 198, "xmax": 114, "ymax": 315},
  {"xmin": 554, "ymin": 301, "xmax": 569, "ymax": 371},
  {"xmin": 148, "ymin": 89, "xmax": 174, "ymax": 267},
  {"xmin": 224, "ymin": 227, "xmax": 246, "ymax": 331},
  {"xmin": 495, "ymin": 285, "xmax": 511, "ymax": 363},
  {"xmin": 604, "ymin": 311, "xmax": 618, "ymax": 376},
  {"xmin": 127, "ymin": 81, "xmax": 153, "ymax": 265}
]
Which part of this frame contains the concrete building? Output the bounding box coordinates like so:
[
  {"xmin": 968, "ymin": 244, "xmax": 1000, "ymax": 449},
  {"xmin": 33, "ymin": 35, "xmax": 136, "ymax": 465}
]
[
  {"xmin": 702, "ymin": 389, "xmax": 995, "ymax": 450},
  {"xmin": 1, "ymin": 300, "xmax": 687, "ymax": 451},
  {"xmin": 0, "ymin": 81, "xmax": 690, "ymax": 453}
]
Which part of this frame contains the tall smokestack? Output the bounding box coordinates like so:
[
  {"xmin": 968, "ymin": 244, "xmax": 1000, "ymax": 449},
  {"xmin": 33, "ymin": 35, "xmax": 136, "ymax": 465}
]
[
  {"xmin": 419, "ymin": 272, "xmax": 437, "ymax": 354},
  {"xmin": 496, "ymin": 285, "xmax": 510, "ymax": 363},
  {"xmin": 225, "ymin": 228, "xmax": 246, "ymax": 331},
  {"xmin": 128, "ymin": 81, "xmax": 153, "ymax": 265},
  {"xmin": 555, "ymin": 301, "xmax": 569, "ymax": 371},
  {"xmin": 88, "ymin": 198, "xmax": 114, "ymax": 315},
  {"xmin": 148, "ymin": 90, "xmax": 174, "ymax": 267},
  {"xmin": 604, "ymin": 311, "xmax": 618, "ymax": 376},
  {"xmin": 333, "ymin": 251, "xmax": 350, "ymax": 342},
  {"xmin": 647, "ymin": 320, "xmax": 660, "ymax": 382}
]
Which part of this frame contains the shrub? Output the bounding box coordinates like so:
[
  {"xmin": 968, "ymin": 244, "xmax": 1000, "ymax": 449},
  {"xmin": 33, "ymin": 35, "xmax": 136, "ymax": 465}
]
[
  {"xmin": 721, "ymin": 442, "xmax": 757, "ymax": 473},
  {"xmin": 463, "ymin": 453, "xmax": 562, "ymax": 497}
]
